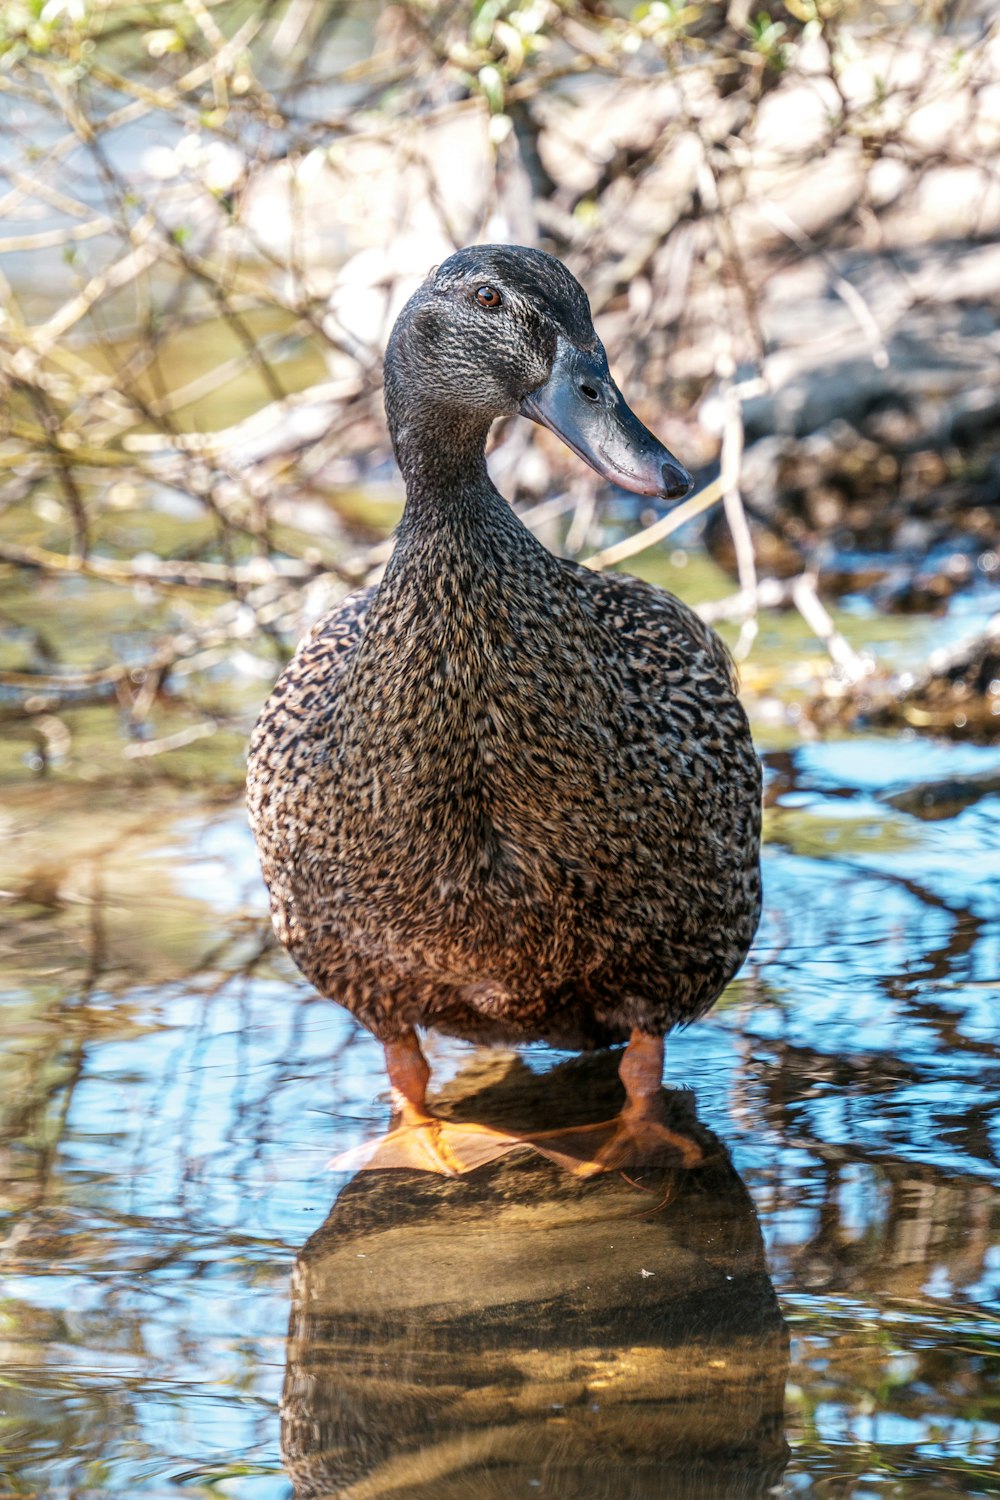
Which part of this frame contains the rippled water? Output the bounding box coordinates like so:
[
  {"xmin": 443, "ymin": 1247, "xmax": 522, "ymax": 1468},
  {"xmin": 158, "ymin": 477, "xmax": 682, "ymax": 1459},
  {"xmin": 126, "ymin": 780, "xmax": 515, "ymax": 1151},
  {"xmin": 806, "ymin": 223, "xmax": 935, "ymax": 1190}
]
[{"xmin": 2, "ymin": 717, "xmax": 999, "ymax": 1497}]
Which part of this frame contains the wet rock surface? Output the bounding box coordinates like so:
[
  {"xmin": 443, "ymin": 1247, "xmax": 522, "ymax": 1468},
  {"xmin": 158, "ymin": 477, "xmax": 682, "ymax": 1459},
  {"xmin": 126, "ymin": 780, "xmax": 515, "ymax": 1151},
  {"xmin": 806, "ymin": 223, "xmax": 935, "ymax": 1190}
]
[{"xmin": 282, "ymin": 1056, "xmax": 789, "ymax": 1500}]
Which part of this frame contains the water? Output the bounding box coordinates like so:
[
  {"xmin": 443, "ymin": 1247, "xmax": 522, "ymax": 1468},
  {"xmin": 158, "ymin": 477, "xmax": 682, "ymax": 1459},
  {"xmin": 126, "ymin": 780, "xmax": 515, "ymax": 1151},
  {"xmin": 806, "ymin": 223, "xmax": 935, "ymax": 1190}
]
[
  {"xmin": 3, "ymin": 0, "xmax": 998, "ymax": 1485},
  {"xmin": 2, "ymin": 712, "xmax": 998, "ymax": 1498}
]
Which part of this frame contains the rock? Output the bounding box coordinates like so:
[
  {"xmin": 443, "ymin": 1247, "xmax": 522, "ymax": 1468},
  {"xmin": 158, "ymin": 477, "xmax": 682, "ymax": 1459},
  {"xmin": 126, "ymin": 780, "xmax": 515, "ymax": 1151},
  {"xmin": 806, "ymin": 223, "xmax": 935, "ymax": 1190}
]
[
  {"xmin": 281, "ymin": 1052, "xmax": 789, "ymax": 1500},
  {"xmin": 812, "ymin": 611, "xmax": 1000, "ymax": 739},
  {"xmin": 240, "ymin": 102, "xmax": 494, "ymax": 281}
]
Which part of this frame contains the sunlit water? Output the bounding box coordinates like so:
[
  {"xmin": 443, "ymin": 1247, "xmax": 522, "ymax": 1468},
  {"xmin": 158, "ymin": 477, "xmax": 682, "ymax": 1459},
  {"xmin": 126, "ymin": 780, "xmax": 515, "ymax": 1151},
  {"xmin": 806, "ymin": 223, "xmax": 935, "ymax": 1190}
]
[{"xmin": 1, "ymin": 723, "xmax": 999, "ymax": 1498}]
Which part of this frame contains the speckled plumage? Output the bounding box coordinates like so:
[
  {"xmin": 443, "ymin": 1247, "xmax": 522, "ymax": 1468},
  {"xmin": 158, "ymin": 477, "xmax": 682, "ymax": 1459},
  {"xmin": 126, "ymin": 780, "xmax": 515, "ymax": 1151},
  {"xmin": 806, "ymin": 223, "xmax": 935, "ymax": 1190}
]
[{"xmin": 247, "ymin": 246, "xmax": 761, "ymax": 1058}]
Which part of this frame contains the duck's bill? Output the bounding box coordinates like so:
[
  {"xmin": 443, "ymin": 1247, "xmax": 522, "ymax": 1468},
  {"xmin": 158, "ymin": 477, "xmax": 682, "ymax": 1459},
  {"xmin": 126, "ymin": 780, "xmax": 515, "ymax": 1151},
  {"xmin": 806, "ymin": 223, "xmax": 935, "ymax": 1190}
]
[{"xmin": 519, "ymin": 337, "xmax": 692, "ymax": 501}]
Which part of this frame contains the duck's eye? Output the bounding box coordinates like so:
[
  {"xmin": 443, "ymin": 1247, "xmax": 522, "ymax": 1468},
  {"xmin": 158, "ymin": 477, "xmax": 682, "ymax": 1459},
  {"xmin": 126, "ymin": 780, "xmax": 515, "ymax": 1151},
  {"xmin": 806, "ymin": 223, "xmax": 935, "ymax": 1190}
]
[{"xmin": 475, "ymin": 285, "xmax": 502, "ymax": 309}]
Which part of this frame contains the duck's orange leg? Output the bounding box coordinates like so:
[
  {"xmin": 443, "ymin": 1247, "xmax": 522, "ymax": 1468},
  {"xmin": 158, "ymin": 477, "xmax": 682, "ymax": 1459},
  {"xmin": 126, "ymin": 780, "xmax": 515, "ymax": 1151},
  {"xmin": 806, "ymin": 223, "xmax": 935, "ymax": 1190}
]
[
  {"xmin": 530, "ymin": 1030, "xmax": 705, "ymax": 1177},
  {"xmin": 330, "ymin": 1029, "xmax": 531, "ymax": 1176}
]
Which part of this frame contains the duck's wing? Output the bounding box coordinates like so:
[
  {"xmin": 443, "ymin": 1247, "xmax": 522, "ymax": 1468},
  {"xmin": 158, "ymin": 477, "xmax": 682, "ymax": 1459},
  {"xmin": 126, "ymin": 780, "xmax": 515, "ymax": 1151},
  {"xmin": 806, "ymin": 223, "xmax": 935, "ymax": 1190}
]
[
  {"xmin": 568, "ymin": 562, "xmax": 740, "ymax": 697},
  {"xmin": 248, "ymin": 585, "xmax": 375, "ymax": 773},
  {"xmin": 293, "ymin": 585, "xmax": 377, "ymax": 672},
  {"xmin": 565, "ymin": 558, "xmax": 762, "ymax": 1007},
  {"xmin": 246, "ymin": 585, "xmax": 376, "ymax": 945}
]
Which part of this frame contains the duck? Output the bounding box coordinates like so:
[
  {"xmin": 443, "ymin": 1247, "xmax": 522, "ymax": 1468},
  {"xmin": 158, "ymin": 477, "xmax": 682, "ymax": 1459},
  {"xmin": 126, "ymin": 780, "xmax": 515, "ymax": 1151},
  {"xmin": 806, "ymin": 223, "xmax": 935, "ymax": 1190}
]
[{"xmin": 247, "ymin": 244, "xmax": 762, "ymax": 1177}]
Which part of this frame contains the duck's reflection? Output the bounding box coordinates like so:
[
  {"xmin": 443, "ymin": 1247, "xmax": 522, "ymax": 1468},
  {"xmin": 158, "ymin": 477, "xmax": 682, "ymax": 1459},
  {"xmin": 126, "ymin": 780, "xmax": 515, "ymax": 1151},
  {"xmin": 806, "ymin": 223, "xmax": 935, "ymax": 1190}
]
[{"xmin": 282, "ymin": 1051, "xmax": 789, "ymax": 1499}]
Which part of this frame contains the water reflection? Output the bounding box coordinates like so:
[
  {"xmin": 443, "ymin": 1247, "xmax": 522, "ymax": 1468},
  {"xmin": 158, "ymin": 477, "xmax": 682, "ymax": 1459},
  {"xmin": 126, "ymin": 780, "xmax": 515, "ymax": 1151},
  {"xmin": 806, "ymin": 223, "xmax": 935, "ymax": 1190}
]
[
  {"xmin": 282, "ymin": 1052, "xmax": 789, "ymax": 1499},
  {"xmin": 1, "ymin": 731, "xmax": 999, "ymax": 1496}
]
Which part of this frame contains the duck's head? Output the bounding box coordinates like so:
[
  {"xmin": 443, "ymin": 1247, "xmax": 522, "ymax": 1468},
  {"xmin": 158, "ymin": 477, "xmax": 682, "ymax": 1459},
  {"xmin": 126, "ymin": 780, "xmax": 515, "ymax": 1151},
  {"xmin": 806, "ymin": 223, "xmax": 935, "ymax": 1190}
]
[{"xmin": 384, "ymin": 244, "xmax": 692, "ymax": 501}]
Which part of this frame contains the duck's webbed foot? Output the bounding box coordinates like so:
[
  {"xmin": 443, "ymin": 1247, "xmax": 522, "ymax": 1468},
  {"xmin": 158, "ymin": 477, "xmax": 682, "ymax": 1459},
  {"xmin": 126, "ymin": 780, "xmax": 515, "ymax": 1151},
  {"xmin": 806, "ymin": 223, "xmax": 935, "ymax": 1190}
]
[
  {"xmin": 528, "ymin": 1029, "xmax": 705, "ymax": 1178},
  {"xmin": 330, "ymin": 1030, "xmax": 531, "ymax": 1177}
]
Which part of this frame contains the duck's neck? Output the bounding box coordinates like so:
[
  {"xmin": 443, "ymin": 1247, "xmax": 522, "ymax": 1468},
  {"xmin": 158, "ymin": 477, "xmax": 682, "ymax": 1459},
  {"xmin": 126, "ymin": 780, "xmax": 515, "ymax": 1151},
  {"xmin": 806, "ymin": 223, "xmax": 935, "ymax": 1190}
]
[
  {"xmin": 351, "ymin": 410, "xmax": 555, "ymax": 697},
  {"xmin": 392, "ymin": 407, "xmax": 492, "ymax": 517},
  {"xmin": 342, "ymin": 409, "xmax": 606, "ymax": 769},
  {"xmin": 387, "ymin": 407, "xmax": 531, "ymax": 558}
]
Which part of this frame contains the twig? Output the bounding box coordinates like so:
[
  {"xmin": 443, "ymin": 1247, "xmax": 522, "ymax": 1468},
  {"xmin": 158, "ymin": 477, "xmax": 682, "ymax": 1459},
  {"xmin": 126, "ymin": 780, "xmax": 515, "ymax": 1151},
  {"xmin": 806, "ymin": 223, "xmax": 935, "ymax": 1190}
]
[
  {"xmin": 564, "ymin": 477, "xmax": 597, "ymax": 557},
  {"xmin": 0, "ymin": 541, "xmax": 330, "ymax": 590},
  {"xmin": 790, "ymin": 575, "xmax": 870, "ymax": 685},
  {"xmin": 696, "ymin": 577, "xmax": 795, "ymax": 624},
  {"xmin": 123, "ymin": 721, "xmax": 219, "ymax": 758},
  {"xmin": 123, "ymin": 378, "xmax": 363, "ymax": 457},
  {"xmin": 696, "ymin": 575, "xmax": 872, "ymax": 684},
  {"xmin": 13, "ymin": 215, "xmax": 160, "ymax": 365},
  {"xmin": 583, "ymin": 477, "xmax": 723, "ymax": 571},
  {"xmin": 719, "ymin": 387, "xmax": 757, "ymax": 661},
  {"xmin": 759, "ymin": 201, "xmax": 890, "ymax": 370}
]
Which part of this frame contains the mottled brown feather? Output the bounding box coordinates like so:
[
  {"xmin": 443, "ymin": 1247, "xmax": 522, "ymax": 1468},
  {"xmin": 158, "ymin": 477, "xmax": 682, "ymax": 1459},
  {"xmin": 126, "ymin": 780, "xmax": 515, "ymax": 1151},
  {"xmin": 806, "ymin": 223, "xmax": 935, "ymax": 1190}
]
[{"xmin": 247, "ymin": 247, "xmax": 761, "ymax": 1052}]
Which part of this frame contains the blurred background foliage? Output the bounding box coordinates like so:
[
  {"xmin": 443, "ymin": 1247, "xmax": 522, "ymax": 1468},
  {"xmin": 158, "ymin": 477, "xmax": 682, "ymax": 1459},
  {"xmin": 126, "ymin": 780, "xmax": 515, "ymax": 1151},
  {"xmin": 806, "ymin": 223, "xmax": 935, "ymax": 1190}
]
[
  {"xmin": 3, "ymin": 8, "xmax": 1000, "ymax": 1497},
  {"xmin": 1, "ymin": 0, "xmax": 999, "ymax": 795}
]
